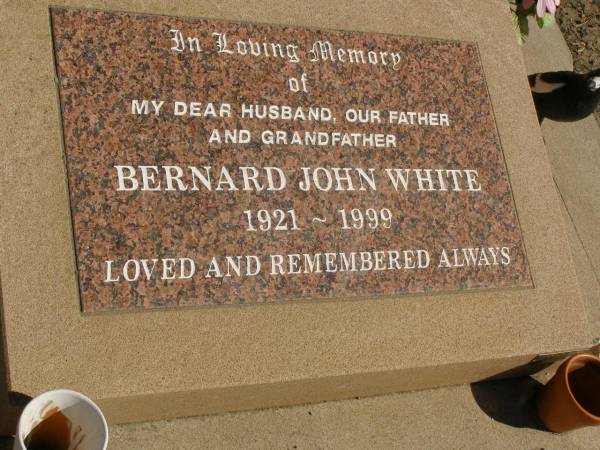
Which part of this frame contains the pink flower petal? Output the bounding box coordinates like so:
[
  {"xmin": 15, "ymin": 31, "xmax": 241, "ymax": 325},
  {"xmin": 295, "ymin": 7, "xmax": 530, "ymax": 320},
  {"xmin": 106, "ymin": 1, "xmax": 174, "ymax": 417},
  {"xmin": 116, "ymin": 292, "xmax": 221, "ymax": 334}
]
[
  {"xmin": 537, "ymin": 0, "xmax": 546, "ymax": 17},
  {"xmin": 547, "ymin": 0, "xmax": 556, "ymax": 14}
]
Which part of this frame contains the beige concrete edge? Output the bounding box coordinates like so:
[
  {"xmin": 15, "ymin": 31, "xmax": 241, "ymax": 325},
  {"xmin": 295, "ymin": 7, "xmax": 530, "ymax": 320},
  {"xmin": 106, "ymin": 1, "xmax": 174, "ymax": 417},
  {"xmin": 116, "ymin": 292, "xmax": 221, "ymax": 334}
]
[
  {"xmin": 519, "ymin": 17, "xmax": 573, "ymax": 73},
  {"xmin": 562, "ymin": 198, "xmax": 600, "ymax": 332},
  {"xmin": 97, "ymin": 349, "xmax": 587, "ymax": 425},
  {"xmin": 521, "ymin": 22, "xmax": 600, "ymax": 334},
  {"xmin": 0, "ymin": 274, "xmax": 13, "ymax": 435}
]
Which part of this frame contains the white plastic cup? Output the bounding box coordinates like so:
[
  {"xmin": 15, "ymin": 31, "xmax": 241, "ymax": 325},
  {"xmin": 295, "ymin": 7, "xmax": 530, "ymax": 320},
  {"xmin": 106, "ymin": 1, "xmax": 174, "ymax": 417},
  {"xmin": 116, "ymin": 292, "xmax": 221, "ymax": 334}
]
[{"xmin": 12, "ymin": 389, "xmax": 108, "ymax": 450}]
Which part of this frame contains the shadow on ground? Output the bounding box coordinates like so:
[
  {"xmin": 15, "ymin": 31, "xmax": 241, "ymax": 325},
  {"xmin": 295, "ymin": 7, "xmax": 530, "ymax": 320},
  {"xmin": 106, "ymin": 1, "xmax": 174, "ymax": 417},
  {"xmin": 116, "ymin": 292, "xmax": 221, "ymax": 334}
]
[{"xmin": 470, "ymin": 376, "xmax": 548, "ymax": 431}]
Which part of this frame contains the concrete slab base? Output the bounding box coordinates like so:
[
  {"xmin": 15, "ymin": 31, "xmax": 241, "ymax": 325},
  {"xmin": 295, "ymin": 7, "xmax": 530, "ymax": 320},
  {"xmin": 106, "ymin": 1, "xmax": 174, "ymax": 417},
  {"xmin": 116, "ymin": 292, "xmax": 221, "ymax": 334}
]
[
  {"xmin": 106, "ymin": 377, "xmax": 599, "ymax": 450},
  {"xmin": 2, "ymin": 9, "xmax": 600, "ymax": 450}
]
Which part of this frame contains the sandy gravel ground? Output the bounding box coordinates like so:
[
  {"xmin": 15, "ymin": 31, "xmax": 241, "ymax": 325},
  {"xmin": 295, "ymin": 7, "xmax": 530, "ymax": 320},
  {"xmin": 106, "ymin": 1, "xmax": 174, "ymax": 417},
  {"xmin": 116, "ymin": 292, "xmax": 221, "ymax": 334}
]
[{"xmin": 556, "ymin": 0, "xmax": 600, "ymax": 123}]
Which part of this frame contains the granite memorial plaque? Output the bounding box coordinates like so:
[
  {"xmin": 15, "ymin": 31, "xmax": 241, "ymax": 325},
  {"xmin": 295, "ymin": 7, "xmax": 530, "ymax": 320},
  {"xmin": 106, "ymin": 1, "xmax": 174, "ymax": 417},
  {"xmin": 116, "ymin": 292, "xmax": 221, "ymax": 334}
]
[{"xmin": 50, "ymin": 7, "xmax": 532, "ymax": 312}]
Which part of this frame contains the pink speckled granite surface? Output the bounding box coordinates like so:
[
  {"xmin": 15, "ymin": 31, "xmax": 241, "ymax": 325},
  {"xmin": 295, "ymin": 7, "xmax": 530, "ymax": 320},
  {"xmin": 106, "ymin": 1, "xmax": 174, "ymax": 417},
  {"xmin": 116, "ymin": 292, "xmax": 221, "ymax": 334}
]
[{"xmin": 51, "ymin": 7, "xmax": 531, "ymax": 312}]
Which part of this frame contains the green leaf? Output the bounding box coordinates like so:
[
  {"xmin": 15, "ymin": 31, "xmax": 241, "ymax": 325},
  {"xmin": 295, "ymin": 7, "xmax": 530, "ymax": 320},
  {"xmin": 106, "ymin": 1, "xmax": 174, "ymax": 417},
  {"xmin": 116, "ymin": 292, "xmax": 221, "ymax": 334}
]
[
  {"xmin": 536, "ymin": 16, "xmax": 544, "ymax": 28},
  {"xmin": 512, "ymin": 11, "xmax": 529, "ymax": 45},
  {"xmin": 541, "ymin": 13, "xmax": 556, "ymax": 28},
  {"xmin": 536, "ymin": 12, "xmax": 556, "ymax": 28}
]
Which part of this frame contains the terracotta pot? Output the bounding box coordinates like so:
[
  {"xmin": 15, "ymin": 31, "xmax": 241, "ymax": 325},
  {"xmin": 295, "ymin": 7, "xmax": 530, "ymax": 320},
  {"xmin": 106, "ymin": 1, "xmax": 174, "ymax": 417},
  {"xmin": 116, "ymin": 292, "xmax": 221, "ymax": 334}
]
[{"xmin": 537, "ymin": 353, "xmax": 600, "ymax": 432}]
